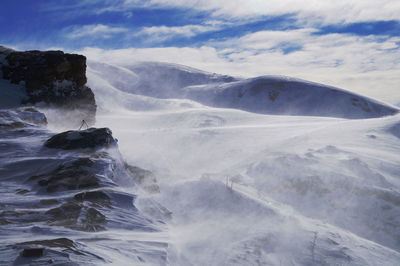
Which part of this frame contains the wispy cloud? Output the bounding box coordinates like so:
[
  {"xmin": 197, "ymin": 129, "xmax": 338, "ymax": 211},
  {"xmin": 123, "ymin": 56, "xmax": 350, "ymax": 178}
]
[
  {"xmin": 134, "ymin": 21, "xmax": 227, "ymax": 42},
  {"xmin": 90, "ymin": 0, "xmax": 400, "ymax": 25},
  {"xmin": 65, "ymin": 24, "xmax": 129, "ymax": 39}
]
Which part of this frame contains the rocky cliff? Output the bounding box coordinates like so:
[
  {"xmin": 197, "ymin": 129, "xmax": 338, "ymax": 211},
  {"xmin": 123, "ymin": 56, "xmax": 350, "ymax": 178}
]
[{"xmin": 0, "ymin": 46, "xmax": 96, "ymax": 125}]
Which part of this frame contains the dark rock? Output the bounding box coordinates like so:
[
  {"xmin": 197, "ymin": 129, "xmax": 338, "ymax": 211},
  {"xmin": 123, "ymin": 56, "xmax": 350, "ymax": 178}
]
[
  {"xmin": 21, "ymin": 247, "xmax": 44, "ymax": 257},
  {"xmin": 14, "ymin": 238, "xmax": 105, "ymax": 264},
  {"xmin": 18, "ymin": 238, "xmax": 75, "ymax": 250},
  {"xmin": 2, "ymin": 50, "xmax": 86, "ymax": 88},
  {"xmin": 0, "ymin": 209, "xmax": 45, "ymax": 224},
  {"xmin": 29, "ymin": 158, "xmax": 100, "ymax": 192},
  {"xmin": 44, "ymin": 128, "xmax": 117, "ymax": 150},
  {"xmin": 46, "ymin": 202, "xmax": 106, "ymax": 232},
  {"xmin": 74, "ymin": 190, "xmax": 111, "ymax": 207},
  {"xmin": 0, "ymin": 48, "xmax": 96, "ymax": 124}
]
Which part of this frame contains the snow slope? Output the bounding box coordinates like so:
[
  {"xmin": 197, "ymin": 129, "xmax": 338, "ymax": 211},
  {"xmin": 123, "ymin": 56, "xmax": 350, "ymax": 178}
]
[
  {"xmin": 183, "ymin": 76, "xmax": 399, "ymax": 119},
  {"xmin": 88, "ymin": 61, "xmax": 237, "ymax": 99},
  {"xmin": 87, "ymin": 61, "xmax": 398, "ymax": 119},
  {"xmin": 83, "ymin": 60, "xmax": 400, "ymax": 265},
  {"xmin": 1, "ymin": 56, "xmax": 398, "ymax": 265}
]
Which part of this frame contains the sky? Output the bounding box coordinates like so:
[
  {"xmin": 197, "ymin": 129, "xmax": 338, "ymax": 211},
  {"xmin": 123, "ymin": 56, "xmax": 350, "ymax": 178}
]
[{"xmin": 1, "ymin": 0, "xmax": 399, "ymax": 104}]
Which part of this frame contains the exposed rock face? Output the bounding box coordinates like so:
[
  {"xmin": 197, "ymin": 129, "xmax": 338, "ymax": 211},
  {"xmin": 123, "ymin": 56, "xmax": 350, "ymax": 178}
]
[
  {"xmin": 44, "ymin": 128, "xmax": 117, "ymax": 150},
  {"xmin": 0, "ymin": 46, "xmax": 96, "ymax": 124},
  {"xmin": 29, "ymin": 158, "xmax": 101, "ymax": 193},
  {"xmin": 46, "ymin": 202, "xmax": 106, "ymax": 232}
]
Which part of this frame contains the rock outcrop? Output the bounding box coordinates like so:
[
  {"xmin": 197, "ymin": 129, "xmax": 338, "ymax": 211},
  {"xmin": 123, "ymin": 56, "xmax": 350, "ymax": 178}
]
[
  {"xmin": 0, "ymin": 46, "xmax": 96, "ymax": 124},
  {"xmin": 29, "ymin": 158, "xmax": 102, "ymax": 193},
  {"xmin": 44, "ymin": 127, "xmax": 117, "ymax": 150}
]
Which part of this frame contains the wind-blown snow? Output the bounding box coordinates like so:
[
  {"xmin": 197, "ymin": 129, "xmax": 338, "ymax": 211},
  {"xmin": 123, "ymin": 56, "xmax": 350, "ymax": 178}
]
[
  {"xmin": 1, "ymin": 56, "xmax": 398, "ymax": 264},
  {"xmin": 83, "ymin": 60, "xmax": 400, "ymax": 265},
  {"xmin": 88, "ymin": 60, "xmax": 398, "ymax": 119}
]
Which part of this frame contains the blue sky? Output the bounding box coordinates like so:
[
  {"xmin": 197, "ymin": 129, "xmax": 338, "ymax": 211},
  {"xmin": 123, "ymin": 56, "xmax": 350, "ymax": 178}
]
[
  {"xmin": 1, "ymin": 0, "xmax": 399, "ymax": 103},
  {"xmin": 1, "ymin": 0, "xmax": 399, "ymax": 50}
]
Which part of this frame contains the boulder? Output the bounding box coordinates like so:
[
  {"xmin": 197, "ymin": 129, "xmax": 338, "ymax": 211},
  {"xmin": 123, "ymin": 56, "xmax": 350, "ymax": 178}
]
[
  {"xmin": 44, "ymin": 128, "xmax": 117, "ymax": 150},
  {"xmin": 0, "ymin": 47, "xmax": 96, "ymax": 124},
  {"xmin": 29, "ymin": 158, "xmax": 100, "ymax": 193}
]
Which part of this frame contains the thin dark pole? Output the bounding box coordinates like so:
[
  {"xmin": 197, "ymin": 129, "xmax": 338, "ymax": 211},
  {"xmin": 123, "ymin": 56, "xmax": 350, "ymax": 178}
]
[{"xmin": 78, "ymin": 120, "xmax": 89, "ymax": 130}]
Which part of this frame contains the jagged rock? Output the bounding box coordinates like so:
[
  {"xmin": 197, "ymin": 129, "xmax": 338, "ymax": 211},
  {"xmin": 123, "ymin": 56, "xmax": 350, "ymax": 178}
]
[
  {"xmin": 46, "ymin": 202, "xmax": 106, "ymax": 232},
  {"xmin": 0, "ymin": 47, "xmax": 96, "ymax": 124},
  {"xmin": 2, "ymin": 50, "xmax": 87, "ymax": 88},
  {"xmin": 29, "ymin": 158, "xmax": 100, "ymax": 193},
  {"xmin": 44, "ymin": 128, "xmax": 117, "ymax": 150}
]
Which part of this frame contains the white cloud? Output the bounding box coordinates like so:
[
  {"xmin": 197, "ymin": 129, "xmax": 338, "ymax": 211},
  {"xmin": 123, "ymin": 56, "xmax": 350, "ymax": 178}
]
[
  {"xmin": 134, "ymin": 23, "xmax": 220, "ymax": 42},
  {"xmin": 110, "ymin": 0, "xmax": 400, "ymax": 25},
  {"xmin": 79, "ymin": 30, "xmax": 400, "ymax": 104},
  {"xmin": 66, "ymin": 24, "xmax": 128, "ymax": 39}
]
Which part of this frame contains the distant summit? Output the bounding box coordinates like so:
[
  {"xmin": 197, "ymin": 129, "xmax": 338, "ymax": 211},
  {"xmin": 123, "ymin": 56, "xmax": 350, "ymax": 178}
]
[
  {"xmin": 88, "ymin": 61, "xmax": 398, "ymax": 119},
  {"xmin": 183, "ymin": 76, "xmax": 399, "ymax": 119}
]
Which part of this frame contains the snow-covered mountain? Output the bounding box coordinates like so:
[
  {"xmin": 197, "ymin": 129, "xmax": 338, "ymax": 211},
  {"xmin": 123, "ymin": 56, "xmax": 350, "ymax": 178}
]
[
  {"xmin": 84, "ymin": 59, "xmax": 400, "ymax": 265},
  {"xmin": 88, "ymin": 61, "xmax": 237, "ymax": 99},
  {"xmin": 88, "ymin": 61, "xmax": 398, "ymax": 119},
  {"xmin": 1, "ymin": 50, "xmax": 400, "ymax": 265}
]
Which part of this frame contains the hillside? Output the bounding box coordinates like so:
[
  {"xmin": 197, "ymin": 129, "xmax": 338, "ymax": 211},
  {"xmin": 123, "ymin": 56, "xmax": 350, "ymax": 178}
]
[{"xmin": 88, "ymin": 61, "xmax": 398, "ymax": 119}]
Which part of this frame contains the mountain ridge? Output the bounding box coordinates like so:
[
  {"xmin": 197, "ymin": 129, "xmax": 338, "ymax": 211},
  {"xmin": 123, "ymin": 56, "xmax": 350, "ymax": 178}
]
[{"xmin": 87, "ymin": 60, "xmax": 398, "ymax": 119}]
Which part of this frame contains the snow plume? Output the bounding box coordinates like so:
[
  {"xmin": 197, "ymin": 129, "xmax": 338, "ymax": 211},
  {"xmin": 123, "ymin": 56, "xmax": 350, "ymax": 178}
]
[{"xmin": 84, "ymin": 59, "xmax": 400, "ymax": 264}]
